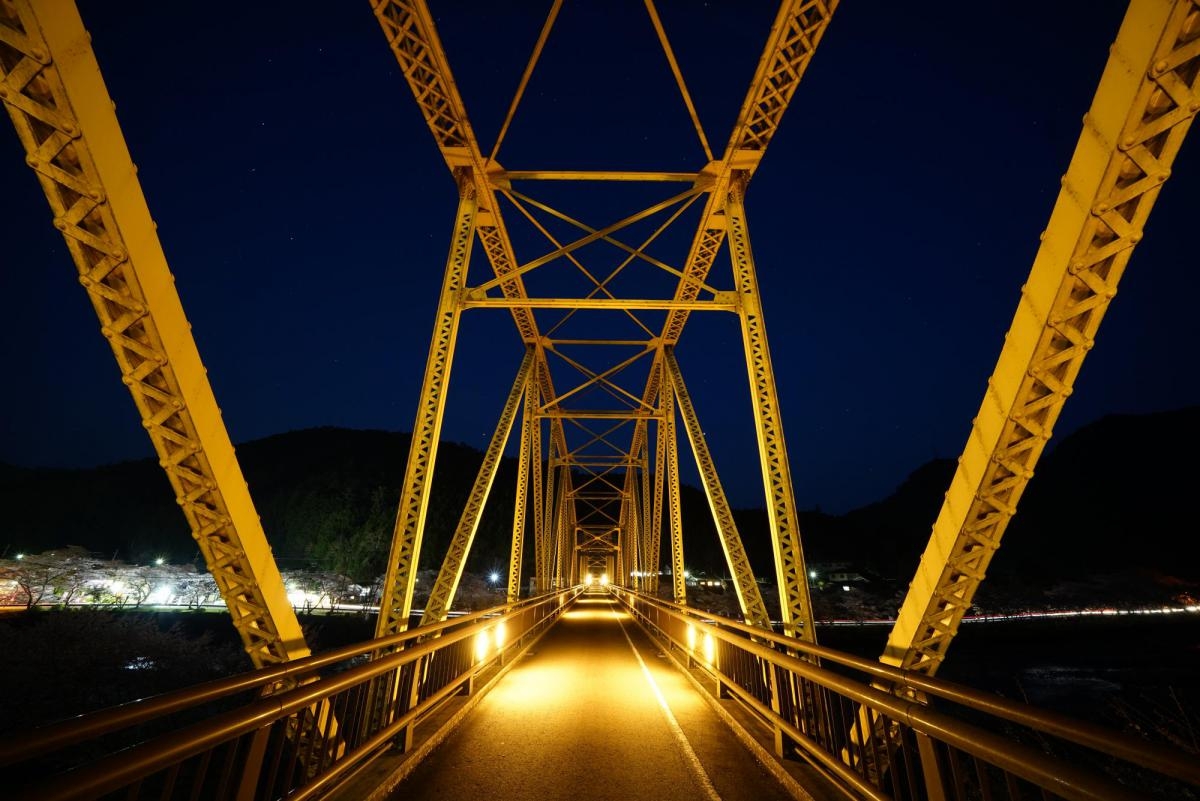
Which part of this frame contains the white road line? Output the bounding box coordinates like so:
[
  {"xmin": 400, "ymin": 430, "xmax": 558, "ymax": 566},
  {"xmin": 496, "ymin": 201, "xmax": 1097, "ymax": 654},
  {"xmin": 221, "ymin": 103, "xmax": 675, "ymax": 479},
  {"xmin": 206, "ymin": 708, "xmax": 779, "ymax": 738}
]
[{"xmin": 617, "ymin": 614, "xmax": 723, "ymax": 801}]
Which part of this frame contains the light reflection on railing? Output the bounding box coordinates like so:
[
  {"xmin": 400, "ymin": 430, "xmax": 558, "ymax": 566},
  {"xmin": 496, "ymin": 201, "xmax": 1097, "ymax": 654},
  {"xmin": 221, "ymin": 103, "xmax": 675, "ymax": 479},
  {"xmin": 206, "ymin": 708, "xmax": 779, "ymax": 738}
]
[
  {"xmin": 0, "ymin": 588, "xmax": 581, "ymax": 801},
  {"xmin": 611, "ymin": 586, "xmax": 1200, "ymax": 801}
]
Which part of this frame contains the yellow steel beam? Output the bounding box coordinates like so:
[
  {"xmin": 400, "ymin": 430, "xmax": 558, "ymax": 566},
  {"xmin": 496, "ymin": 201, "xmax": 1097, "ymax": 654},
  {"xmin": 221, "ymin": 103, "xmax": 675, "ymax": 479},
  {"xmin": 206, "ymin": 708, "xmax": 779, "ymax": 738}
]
[
  {"xmin": 644, "ymin": 0, "xmax": 713, "ymax": 162},
  {"xmin": 376, "ymin": 178, "xmax": 477, "ymax": 637},
  {"xmin": 530, "ymin": 366, "xmax": 546, "ymax": 593},
  {"xmin": 663, "ymin": 383, "xmax": 687, "ymax": 606},
  {"xmin": 472, "ymin": 187, "xmax": 704, "ymax": 295},
  {"xmin": 0, "ymin": 0, "xmax": 308, "ymax": 666},
  {"xmin": 650, "ymin": 396, "xmax": 667, "ymax": 595},
  {"xmin": 501, "ymin": 170, "xmax": 700, "ymax": 183},
  {"xmin": 536, "ymin": 410, "xmax": 658, "ymax": 420},
  {"xmin": 421, "ymin": 349, "xmax": 533, "ymax": 624},
  {"xmin": 630, "ymin": 0, "xmax": 839, "ymax": 492},
  {"xmin": 727, "ymin": 185, "xmax": 816, "ymax": 642},
  {"xmin": 370, "ymin": 0, "xmax": 572, "ymax": 531},
  {"xmin": 507, "ymin": 374, "xmax": 535, "ymax": 605},
  {"xmin": 666, "ymin": 350, "xmax": 772, "ymax": 629},
  {"xmin": 488, "ymin": 0, "xmax": 561, "ymax": 164},
  {"xmin": 506, "ymin": 188, "xmax": 715, "ymax": 306},
  {"xmin": 884, "ymin": 0, "xmax": 1199, "ymax": 676},
  {"xmin": 460, "ymin": 297, "xmax": 737, "ymax": 312}
]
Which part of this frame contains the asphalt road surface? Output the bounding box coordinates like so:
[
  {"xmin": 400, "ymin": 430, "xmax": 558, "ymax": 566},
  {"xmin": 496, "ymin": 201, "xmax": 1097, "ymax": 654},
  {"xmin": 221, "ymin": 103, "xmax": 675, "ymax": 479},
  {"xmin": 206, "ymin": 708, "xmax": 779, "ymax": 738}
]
[{"xmin": 390, "ymin": 596, "xmax": 796, "ymax": 801}]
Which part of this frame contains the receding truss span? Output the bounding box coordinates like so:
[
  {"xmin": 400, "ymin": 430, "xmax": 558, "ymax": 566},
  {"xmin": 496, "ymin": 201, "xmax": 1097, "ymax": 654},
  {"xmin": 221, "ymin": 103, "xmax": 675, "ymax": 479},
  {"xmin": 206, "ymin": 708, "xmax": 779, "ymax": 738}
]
[{"xmin": 5, "ymin": 0, "xmax": 1193, "ymax": 691}]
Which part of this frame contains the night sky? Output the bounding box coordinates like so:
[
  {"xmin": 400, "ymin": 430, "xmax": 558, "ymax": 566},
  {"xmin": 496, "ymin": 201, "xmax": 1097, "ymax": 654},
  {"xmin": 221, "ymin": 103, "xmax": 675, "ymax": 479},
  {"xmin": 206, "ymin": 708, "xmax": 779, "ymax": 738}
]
[{"xmin": 1, "ymin": 1, "xmax": 1196, "ymax": 515}]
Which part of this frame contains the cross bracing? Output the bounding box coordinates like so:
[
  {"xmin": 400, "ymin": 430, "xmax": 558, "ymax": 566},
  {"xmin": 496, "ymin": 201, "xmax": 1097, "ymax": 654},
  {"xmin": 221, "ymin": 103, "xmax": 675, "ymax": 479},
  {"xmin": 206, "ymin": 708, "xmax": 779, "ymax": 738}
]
[{"xmin": 1, "ymin": 0, "xmax": 1194, "ymax": 684}]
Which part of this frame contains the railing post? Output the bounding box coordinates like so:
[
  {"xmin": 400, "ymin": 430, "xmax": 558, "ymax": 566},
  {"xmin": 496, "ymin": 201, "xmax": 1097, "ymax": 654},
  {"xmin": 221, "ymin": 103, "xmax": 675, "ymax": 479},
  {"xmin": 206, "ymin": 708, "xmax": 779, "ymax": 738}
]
[
  {"xmin": 766, "ymin": 658, "xmax": 797, "ymax": 759},
  {"xmin": 915, "ymin": 731, "xmax": 948, "ymax": 801},
  {"xmin": 234, "ymin": 725, "xmax": 273, "ymax": 801}
]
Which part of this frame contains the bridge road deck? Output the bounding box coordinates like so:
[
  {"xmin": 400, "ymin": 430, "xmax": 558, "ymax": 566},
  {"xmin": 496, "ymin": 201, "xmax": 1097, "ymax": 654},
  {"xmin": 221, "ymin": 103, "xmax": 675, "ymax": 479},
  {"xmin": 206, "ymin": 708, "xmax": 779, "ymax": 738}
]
[{"xmin": 386, "ymin": 596, "xmax": 804, "ymax": 801}]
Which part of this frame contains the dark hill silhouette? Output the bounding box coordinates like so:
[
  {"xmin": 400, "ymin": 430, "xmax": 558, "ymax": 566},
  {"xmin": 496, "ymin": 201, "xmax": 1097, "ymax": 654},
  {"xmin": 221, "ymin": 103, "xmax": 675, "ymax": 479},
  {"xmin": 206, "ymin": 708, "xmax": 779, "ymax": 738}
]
[{"xmin": 2, "ymin": 407, "xmax": 1196, "ymax": 589}]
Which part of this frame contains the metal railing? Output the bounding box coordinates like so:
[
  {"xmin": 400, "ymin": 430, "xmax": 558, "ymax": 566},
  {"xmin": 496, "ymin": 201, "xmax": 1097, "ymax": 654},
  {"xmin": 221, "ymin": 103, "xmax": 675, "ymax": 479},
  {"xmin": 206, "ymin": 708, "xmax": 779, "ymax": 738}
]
[
  {"xmin": 612, "ymin": 587, "xmax": 1200, "ymax": 801},
  {"xmin": 0, "ymin": 587, "xmax": 581, "ymax": 801}
]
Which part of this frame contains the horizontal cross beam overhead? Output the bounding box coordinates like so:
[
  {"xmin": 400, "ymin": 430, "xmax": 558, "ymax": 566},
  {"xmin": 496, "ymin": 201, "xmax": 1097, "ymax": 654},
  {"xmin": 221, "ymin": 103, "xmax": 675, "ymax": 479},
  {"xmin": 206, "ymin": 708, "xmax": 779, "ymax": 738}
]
[
  {"xmin": 472, "ymin": 186, "xmax": 704, "ymax": 295},
  {"xmin": 0, "ymin": 0, "xmax": 308, "ymax": 666},
  {"xmin": 503, "ymin": 188, "xmax": 714, "ymax": 295},
  {"xmin": 884, "ymin": 0, "xmax": 1200, "ymax": 677},
  {"xmin": 500, "ymin": 170, "xmax": 701, "ymax": 183},
  {"xmin": 535, "ymin": 410, "xmax": 660, "ymax": 420},
  {"xmin": 460, "ymin": 297, "xmax": 737, "ymax": 312}
]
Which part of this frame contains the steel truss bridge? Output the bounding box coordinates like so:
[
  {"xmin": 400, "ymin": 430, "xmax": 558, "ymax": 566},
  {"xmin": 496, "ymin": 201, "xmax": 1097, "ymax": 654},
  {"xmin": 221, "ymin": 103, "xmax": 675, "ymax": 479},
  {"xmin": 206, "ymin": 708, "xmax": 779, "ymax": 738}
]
[{"xmin": 1, "ymin": 0, "xmax": 1198, "ymax": 799}]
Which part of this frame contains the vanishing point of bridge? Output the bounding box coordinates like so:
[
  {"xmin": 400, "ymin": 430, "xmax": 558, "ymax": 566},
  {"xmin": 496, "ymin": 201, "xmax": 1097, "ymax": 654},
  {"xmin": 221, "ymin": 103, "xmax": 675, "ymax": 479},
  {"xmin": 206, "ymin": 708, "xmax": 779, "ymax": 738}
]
[{"xmin": 1, "ymin": 1, "xmax": 1199, "ymax": 799}]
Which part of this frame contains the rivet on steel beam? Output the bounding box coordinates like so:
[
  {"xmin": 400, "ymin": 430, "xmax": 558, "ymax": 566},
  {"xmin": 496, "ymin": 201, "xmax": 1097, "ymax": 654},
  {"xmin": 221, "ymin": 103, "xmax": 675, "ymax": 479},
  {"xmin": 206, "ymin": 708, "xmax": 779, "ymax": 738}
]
[
  {"xmin": 1152, "ymin": 59, "xmax": 1170, "ymax": 76},
  {"xmin": 121, "ymin": 376, "xmax": 133, "ymax": 386},
  {"xmin": 78, "ymin": 275, "xmax": 92, "ymax": 287},
  {"xmin": 29, "ymin": 48, "xmax": 48, "ymax": 64},
  {"xmin": 100, "ymin": 326, "xmax": 114, "ymax": 338}
]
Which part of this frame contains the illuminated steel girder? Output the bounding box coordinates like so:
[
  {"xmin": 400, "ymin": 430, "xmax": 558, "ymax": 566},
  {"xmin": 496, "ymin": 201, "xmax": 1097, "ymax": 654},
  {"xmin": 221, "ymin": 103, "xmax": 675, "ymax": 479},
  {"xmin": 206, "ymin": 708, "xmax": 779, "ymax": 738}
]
[
  {"xmin": 422, "ymin": 349, "xmax": 533, "ymax": 624},
  {"xmin": 726, "ymin": 187, "xmax": 816, "ymax": 641},
  {"xmin": 376, "ymin": 178, "xmax": 477, "ymax": 637},
  {"xmin": 640, "ymin": 436, "xmax": 652, "ymax": 591},
  {"xmin": 663, "ymin": 385, "xmax": 687, "ymax": 606},
  {"xmin": 649, "ymin": 399, "xmax": 668, "ymax": 596},
  {"xmin": 529, "ymin": 367, "xmax": 546, "ymax": 594},
  {"xmin": 885, "ymin": 0, "xmax": 1200, "ymax": 676},
  {"xmin": 373, "ymin": 0, "xmax": 839, "ymax": 619},
  {"xmin": 666, "ymin": 350, "xmax": 772, "ymax": 630},
  {"xmin": 624, "ymin": 0, "xmax": 840, "ymax": 578},
  {"xmin": 0, "ymin": 0, "xmax": 308, "ymax": 666},
  {"xmin": 507, "ymin": 373, "xmax": 536, "ymax": 605}
]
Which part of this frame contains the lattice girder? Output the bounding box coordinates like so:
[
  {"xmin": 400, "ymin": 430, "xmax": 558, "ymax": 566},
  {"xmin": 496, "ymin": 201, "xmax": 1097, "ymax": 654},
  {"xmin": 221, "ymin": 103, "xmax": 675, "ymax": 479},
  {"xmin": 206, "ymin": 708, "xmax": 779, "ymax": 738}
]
[
  {"xmin": 376, "ymin": 178, "xmax": 478, "ymax": 637},
  {"xmin": 0, "ymin": 0, "xmax": 307, "ymax": 666},
  {"xmin": 422, "ymin": 349, "xmax": 533, "ymax": 624},
  {"xmin": 665, "ymin": 350, "xmax": 773, "ymax": 630},
  {"xmin": 884, "ymin": 0, "xmax": 1200, "ymax": 676}
]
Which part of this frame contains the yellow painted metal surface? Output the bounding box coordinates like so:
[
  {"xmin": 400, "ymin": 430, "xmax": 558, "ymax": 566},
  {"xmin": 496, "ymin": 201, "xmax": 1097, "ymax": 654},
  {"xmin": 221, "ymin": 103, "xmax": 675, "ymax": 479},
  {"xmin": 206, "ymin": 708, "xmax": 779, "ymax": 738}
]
[
  {"xmin": 368, "ymin": 0, "xmax": 840, "ymax": 633},
  {"xmin": 727, "ymin": 187, "xmax": 817, "ymax": 641},
  {"xmin": 666, "ymin": 350, "xmax": 773, "ymax": 629},
  {"xmin": 885, "ymin": 0, "xmax": 1199, "ymax": 675},
  {"xmin": 376, "ymin": 180, "xmax": 477, "ymax": 637},
  {"xmin": 421, "ymin": 349, "xmax": 533, "ymax": 624},
  {"xmin": 0, "ymin": 0, "xmax": 307, "ymax": 665}
]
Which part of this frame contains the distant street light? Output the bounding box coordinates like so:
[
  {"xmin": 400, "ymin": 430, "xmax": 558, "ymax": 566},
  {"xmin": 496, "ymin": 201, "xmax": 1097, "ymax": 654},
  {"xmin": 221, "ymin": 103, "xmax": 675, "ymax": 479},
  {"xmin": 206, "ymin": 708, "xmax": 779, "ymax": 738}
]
[
  {"xmin": 15, "ymin": 553, "xmax": 24, "ymax": 560},
  {"xmin": 488, "ymin": 571, "xmax": 500, "ymax": 585},
  {"xmin": 155, "ymin": 557, "xmax": 165, "ymax": 566}
]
